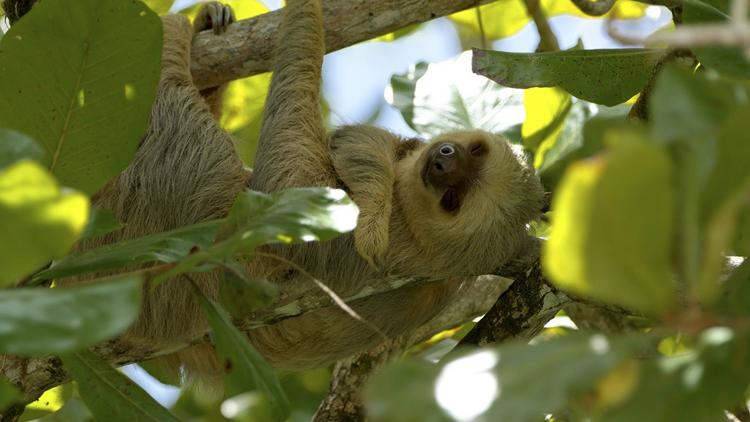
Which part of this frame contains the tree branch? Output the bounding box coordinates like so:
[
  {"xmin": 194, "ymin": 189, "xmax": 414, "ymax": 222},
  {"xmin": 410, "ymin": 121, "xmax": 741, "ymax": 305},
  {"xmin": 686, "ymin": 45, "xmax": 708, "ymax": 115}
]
[{"xmin": 190, "ymin": 0, "xmax": 496, "ymax": 89}]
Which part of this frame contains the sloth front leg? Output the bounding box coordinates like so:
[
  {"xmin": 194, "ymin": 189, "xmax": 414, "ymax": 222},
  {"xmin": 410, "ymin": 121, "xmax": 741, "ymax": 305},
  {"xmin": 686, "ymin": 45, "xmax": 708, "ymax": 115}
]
[
  {"xmin": 193, "ymin": 2, "xmax": 236, "ymax": 119},
  {"xmin": 330, "ymin": 125, "xmax": 399, "ymax": 268}
]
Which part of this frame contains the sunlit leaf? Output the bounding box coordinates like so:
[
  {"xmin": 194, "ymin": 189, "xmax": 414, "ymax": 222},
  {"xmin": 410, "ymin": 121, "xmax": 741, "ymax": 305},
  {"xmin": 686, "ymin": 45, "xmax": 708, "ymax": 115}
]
[
  {"xmin": 474, "ymin": 49, "xmax": 663, "ymax": 106},
  {"xmin": 0, "ymin": 0, "xmax": 162, "ymax": 194},
  {"xmin": 142, "ymin": 0, "xmax": 174, "ymax": 14},
  {"xmin": 0, "ymin": 160, "xmax": 88, "ymax": 286},
  {"xmin": 225, "ymin": 73, "xmax": 271, "ymax": 165},
  {"xmin": 366, "ymin": 334, "xmax": 645, "ymax": 422},
  {"xmin": 194, "ymin": 288, "xmax": 290, "ymax": 421},
  {"xmin": 522, "ymin": 87, "xmax": 572, "ymax": 165},
  {"xmin": 544, "ymin": 130, "xmax": 675, "ymax": 314},
  {"xmin": 450, "ymin": 0, "xmax": 647, "ymax": 42},
  {"xmin": 158, "ymin": 188, "xmax": 358, "ymax": 282},
  {"xmin": 0, "ymin": 128, "xmax": 43, "ymax": 170},
  {"xmin": 78, "ymin": 208, "xmax": 124, "ymax": 242},
  {"xmin": 0, "ymin": 276, "xmax": 141, "ymax": 355},
  {"xmin": 32, "ymin": 220, "xmax": 219, "ymax": 283},
  {"xmin": 38, "ymin": 397, "xmax": 92, "ymax": 422},
  {"xmin": 387, "ymin": 51, "xmax": 525, "ymax": 137},
  {"xmin": 62, "ymin": 349, "xmax": 178, "ymax": 422}
]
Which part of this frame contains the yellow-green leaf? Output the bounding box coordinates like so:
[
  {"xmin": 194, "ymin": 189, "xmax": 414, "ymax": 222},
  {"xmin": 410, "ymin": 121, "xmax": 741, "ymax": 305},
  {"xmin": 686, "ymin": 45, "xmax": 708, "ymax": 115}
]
[
  {"xmin": 522, "ymin": 87, "xmax": 572, "ymax": 167},
  {"xmin": 0, "ymin": 160, "xmax": 88, "ymax": 286},
  {"xmin": 544, "ymin": 131, "xmax": 675, "ymax": 314}
]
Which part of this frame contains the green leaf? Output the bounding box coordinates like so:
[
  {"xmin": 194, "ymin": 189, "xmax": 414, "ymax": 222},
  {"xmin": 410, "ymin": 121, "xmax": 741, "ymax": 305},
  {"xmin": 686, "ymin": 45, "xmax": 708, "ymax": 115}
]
[
  {"xmin": 388, "ymin": 62, "xmax": 428, "ymax": 132},
  {"xmin": 696, "ymin": 107, "xmax": 750, "ymax": 300},
  {"xmin": 32, "ymin": 220, "xmax": 219, "ymax": 283},
  {"xmin": 62, "ymin": 349, "xmax": 178, "ymax": 422},
  {"xmin": 219, "ymin": 262, "xmax": 278, "ymax": 319},
  {"xmin": 387, "ymin": 52, "xmax": 525, "ymax": 137},
  {"xmin": 521, "ymin": 87, "xmax": 573, "ymax": 158},
  {"xmin": 0, "ymin": 377, "xmax": 21, "ymax": 411},
  {"xmin": 38, "ymin": 397, "xmax": 93, "ymax": 422},
  {"xmin": 544, "ymin": 130, "xmax": 675, "ymax": 314},
  {"xmin": 0, "ymin": 0, "xmax": 162, "ymax": 194},
  {"xmin": 78, "ymin": 208, "xmax": 124, "ymax": 242},
  {"xmin": 0, "ymin": 160, "xmax": 89, "ymax": 287},
  {"xmin": 450, "ymin": 0, "xmax": 647, "ymax": 43},
  {"xmin": 0, "ymin": 276, "xmax": 141, "ymax": 355},
  {"xmin": 366, "ymin": 334, "xmax": 644, "ymax": 422},
  {"xmin": 0, "ymin": 128, "xmax": 43, "ymax": 170},
  {"xmin": 538, "ymin": 115, "xmax": 630, "ymax": 191},
  {"xmin": 473, "ymin": 49, "xmax": 664, "ymax": 106},
  {"xmin": 158, "ymin": 188, "xmax": 357, "ymax": 282},
  {"xmin": 604, "ymin": 328, "xmax": 750, "ymax": 421},
  {"xmin": 650, "ymin": 66, "xmax": 750, "ymax": 144},
  {"xmin": 682, "ymin": 0, "xmax": 750, "ymax": 78},
  {"xmin": 194, "ymin": 288, "xmax": 290, "ymax": 421}
]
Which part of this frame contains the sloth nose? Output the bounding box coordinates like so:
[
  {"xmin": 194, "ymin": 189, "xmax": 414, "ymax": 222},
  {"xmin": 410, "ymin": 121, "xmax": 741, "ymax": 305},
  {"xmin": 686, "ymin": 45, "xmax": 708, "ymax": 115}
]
[{"xmin": 431, "ymin": 155, "xmax": 455, "ymax": 176}]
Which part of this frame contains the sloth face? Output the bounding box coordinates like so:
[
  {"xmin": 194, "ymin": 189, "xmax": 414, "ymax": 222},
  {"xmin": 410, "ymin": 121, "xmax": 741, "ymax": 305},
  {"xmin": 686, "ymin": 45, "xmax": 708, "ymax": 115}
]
[
  {"xmin": 419, "ymin": 137, "xmax": 489, "ymax": 214},
  {"xmin": 418, "ymin": 130, "xmax": 526, "ymax": 217}
]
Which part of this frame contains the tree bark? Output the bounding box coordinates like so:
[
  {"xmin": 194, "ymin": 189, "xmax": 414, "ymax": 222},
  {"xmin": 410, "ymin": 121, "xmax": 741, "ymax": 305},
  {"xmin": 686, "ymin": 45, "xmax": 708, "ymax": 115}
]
[{"xmin": 190, "ymin": 0, "xmax": 496, "ymax": 89}]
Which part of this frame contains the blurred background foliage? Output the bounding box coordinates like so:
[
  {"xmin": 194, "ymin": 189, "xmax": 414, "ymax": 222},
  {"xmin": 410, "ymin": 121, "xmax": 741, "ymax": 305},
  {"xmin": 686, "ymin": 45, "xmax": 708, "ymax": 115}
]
[{"xmin": 4, "ymin": 0, "xmax": 750, "ymax": 420}]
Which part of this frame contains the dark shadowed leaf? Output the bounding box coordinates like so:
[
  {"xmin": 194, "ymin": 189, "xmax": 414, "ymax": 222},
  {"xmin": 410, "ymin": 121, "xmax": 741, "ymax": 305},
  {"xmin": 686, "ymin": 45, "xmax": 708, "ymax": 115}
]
[
  {"xmin": 0, "ymin": 0, "xmax": 162, "ymax": 194},
  {"xmin": 366, "ymin": 334, "xmax": 644, "ymax": 422},
  {"xmin": 79, "ymin": 208, "xmax": 125, "ymax": 242},
  {"xmin": 62, "ymin": 349, "xmax": 178, "ymax": 422},
  {"xmin": 194, "ymin": 288, "xmax": 290, "ymax": 421},
  {"xmin": 682, "ymin": 0, "xmax": 750, "ymax": 78},
  {"xmin": 650, "ymin": 66, "xmax": 750, "ymax": 144},
  {"xmin": 0, "ymin": 128, "xmax": 43, "ymax": 170},
  {"xmin": 473, "ymin": 48, "xmax": 663, "ymax": 106},
  {"xmin": 0, "ymin": 276, "xmax": 140, "ymax": 355},
  {"xmin": 605, "ymin": 328, "xmax": 750, "ymax": 421},
  {"xmin": 0, "ymin": 377, "xmax": 21, "ymax": 410},
  {"xmin": 0, "ymin": 160, "xmax": 88, "ymax": 287},
  {"xmin": 696, "ymin": 108, "xmax": 750, "ymax": 300},
  {"xmin": 544, "ymin": 129, "xmax": 675, "ymax": 314},
  {"xmin": 32, "ymin": 220, "xmax": 219, "ymax": 283},
  {"xmin": 219, "ymin": 261, "xmax": 278, "ymax": 318}
]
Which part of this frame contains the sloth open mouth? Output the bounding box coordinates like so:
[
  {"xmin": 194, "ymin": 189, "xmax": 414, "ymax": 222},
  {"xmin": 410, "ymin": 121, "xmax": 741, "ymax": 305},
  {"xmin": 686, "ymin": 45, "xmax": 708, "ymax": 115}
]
[{"xmin": 440, "ymin": 188, "xmax": 461, "ymax": 213}]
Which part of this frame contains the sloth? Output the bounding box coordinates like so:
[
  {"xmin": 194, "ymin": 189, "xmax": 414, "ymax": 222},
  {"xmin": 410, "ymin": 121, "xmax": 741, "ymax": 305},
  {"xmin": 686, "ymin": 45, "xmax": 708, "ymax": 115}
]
[{"xmin": 59, "ymin": 0, "xmax": 545, "ymax": 374}]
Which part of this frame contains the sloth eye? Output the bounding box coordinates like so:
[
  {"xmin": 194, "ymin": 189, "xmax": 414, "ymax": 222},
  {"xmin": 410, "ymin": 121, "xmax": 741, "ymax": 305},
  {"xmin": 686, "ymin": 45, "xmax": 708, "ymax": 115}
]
[{"xmin": 439, "ymin": 144, "xmax": 455, "ymax": 156}]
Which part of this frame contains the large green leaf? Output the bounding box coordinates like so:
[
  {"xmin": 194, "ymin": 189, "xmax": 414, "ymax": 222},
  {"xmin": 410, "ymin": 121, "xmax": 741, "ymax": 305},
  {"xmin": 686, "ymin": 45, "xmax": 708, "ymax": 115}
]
[
  {"xmin": 473, "ymin": 49, "xmax": 664, "ymax": 106},
  {"xmin": 0, "ymin": 276, "xmax": 140, "ymax": 355},
  {"xmin": 366, "ymin": 334, "xmax": 643, "ymax": 422},
  {"xmin": 62, "ymin": 349, "xmax": 178, "ymax": 422},
  {"xmin": 650, "ymin": 66, "xmax": 750, "ymax": 144},
  {"xmin": 0, "ymin": 0, "xmax": 162, "ymax": 194},
  {"xmin": 158, "ymin": 188, "xmax": 358, "ymax": 282},
  {"xmin": 696, "ymin": 108, "xmax": 750, "ymax": 300},
  {"xmin": 605, "ymin": 328, "xmax": 750, "ymax": 421},
  {"xmin": 31, "ymin": 220, "xmax": 219, "ymax": 283},
  {"xmin": 387, "ymin": 51, "xmax": 525, "ymax": 138},
  {"xmin": 0, "ymin": 128, "xmax": 43, "ymax": 170},
  {"xmin": 194, "ymin": 288, "xmax": 290, "ymax": 421},
  {"xmin": 682, "ymin": 0, "xmax": 750, "ymax": 78},
  {"xmin": 544, "ymin": 130, "xmax": 675, "ymax": 314},
  {"xmin": 0, "ymin": 160, "xmax": 89, "ymax": 287}
]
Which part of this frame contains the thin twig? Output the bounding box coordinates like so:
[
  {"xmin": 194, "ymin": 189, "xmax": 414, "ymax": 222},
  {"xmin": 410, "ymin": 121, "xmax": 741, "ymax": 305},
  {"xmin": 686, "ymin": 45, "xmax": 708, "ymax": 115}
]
[{"xmin": 251, "ymin": 251, "xmax": 389, "ymax": 342}]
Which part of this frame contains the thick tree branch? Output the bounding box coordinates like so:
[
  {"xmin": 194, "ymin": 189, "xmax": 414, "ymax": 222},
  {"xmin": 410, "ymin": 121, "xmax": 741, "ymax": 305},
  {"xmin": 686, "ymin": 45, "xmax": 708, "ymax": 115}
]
[{"xmin": 190, "ymin": 0, "xmax": 496, "ymax": 89}]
